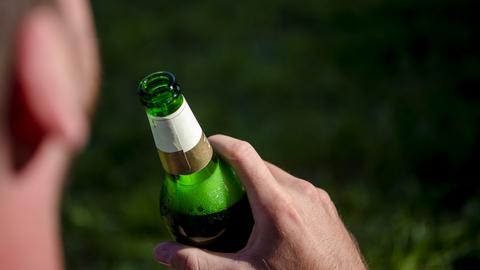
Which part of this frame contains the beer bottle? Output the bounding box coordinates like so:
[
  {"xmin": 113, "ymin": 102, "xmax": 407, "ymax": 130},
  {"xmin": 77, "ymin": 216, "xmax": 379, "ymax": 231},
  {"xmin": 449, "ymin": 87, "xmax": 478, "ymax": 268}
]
[{"xmin": 138, "ymin": 71, "xmax": 254, "ymax": 252}]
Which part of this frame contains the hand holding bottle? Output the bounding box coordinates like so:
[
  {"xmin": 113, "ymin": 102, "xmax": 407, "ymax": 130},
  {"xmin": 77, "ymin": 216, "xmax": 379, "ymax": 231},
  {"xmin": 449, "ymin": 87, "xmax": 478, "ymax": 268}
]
[{"xmin": 154, "ymin": 135, "xmax": 367, "ymax": 270}]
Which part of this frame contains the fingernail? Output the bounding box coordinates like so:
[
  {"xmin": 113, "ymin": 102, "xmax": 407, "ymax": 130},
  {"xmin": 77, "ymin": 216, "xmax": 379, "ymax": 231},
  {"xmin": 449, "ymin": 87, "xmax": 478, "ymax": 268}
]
[{"xmin": 154, "ymin": 243, "xmax": 173, "ymax": 266}]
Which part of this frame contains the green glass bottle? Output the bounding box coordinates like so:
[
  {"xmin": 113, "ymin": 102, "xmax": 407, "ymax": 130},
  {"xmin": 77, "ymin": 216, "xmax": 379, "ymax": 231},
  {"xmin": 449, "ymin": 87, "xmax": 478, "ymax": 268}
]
[{"xmin": 138, "ymin": 71, "xmax": 254, "ymax": 252}]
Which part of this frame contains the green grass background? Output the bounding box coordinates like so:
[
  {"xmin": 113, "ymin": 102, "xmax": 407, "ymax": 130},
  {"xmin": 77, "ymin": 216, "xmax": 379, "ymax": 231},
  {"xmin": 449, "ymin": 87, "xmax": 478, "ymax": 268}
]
[{"xmin": 62, "ymin": 0, "xmax": 480, "ymax": 269}]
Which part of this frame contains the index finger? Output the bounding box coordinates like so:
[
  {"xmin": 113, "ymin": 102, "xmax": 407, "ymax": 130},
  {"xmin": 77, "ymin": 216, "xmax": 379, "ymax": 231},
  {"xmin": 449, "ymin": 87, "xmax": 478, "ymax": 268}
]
[{"xmin": 208, "ymin": 135, "xmax": 283, "ymax": 212}]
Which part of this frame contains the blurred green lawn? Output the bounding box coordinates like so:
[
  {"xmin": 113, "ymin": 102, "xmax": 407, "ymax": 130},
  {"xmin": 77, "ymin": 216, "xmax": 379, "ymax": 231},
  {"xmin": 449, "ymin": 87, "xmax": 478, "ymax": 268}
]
[{"xmin": 62, "ymin": 0, "xmax": 480, "ymax": 269}]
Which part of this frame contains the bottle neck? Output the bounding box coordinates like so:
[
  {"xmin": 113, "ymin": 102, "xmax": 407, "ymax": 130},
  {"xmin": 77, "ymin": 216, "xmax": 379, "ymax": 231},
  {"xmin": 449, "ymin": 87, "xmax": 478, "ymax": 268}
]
[
  {"xmin": 138, "ymin": 71, "xmax": 213, "ymax": 175},
  {"xmin": 146, "ymin": 96, "xmax": 213, "ymax": 175},
  {"xmin": 147, "ymin": 100, "xmax": 213, "ymax": 175}
]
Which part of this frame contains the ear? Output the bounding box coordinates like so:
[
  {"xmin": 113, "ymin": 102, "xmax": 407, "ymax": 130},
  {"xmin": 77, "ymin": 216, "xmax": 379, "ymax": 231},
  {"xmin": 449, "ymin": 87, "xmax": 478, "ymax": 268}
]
[
  {"xmin": 0, "ymin": 7, "xmax": 89, "ymax": 269},
  {"xmin": 10, "ymin": 6, "xmax": 88, "ymax": 171}
]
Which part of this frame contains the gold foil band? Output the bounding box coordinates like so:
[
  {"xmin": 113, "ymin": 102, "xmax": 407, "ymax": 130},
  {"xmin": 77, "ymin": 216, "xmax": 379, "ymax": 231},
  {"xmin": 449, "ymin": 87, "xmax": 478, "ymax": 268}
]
[{"xmin": 158, "ymin": 133, "xmax": 213, "ymax": 175}]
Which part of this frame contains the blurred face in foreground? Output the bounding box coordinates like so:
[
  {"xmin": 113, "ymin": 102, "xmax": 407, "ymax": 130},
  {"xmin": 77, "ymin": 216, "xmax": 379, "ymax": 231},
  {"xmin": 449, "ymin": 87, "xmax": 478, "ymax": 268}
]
[{"xmin": 0, "ymin": 0, "xmax": 99, "ymax": 269}]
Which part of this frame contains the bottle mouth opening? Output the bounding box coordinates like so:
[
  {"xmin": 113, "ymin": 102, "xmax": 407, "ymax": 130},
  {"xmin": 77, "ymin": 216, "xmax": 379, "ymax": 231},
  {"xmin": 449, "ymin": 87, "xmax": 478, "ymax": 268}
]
[{"xmin": 138, "ymin": 71, "xmax": 181, "ymax": 108}]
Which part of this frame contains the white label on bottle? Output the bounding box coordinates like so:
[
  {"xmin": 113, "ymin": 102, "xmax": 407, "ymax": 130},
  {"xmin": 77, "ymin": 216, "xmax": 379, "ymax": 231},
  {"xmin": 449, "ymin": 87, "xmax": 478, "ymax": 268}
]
[{"xmin": 147, "ymin": 101, "xmax": 203, "ymax": 153}]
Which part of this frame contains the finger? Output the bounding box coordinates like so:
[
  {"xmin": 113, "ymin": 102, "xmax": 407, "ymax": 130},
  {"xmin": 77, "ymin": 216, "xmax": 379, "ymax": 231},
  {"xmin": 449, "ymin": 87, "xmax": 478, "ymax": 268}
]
[
  {"xmin": 154, "ymin": 242, "xmax": 246, "ymax": 270},
  {"xmin": 209, "ymin": 135, "xmax": 284, "ymax": 211}
]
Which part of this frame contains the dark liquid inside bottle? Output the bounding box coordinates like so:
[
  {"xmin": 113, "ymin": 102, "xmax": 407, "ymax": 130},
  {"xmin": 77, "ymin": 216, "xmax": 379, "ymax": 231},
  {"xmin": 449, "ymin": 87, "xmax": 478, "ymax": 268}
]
[{"xmin": 162, "ymin": 195, "xmax": 254, "ymax": 252}]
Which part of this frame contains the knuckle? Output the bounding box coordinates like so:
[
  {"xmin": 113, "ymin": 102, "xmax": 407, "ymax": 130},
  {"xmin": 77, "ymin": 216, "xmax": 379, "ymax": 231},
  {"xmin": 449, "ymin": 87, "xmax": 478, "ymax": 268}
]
[
  {"xmin": 229, "ymin": 140, "xmax": 255, "ymax": 163},
  {"xmin": 296, "ymin": 179, "xmax": 318, "ymax": 197},
  {"xmin": 317, "ymin": 188, "xmax": 333, "ymax": 205}
]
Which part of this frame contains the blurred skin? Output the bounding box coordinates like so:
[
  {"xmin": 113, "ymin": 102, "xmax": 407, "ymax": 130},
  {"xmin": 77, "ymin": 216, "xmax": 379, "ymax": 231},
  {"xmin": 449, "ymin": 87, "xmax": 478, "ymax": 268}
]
[
  {"xmin": 0, "ymin": 0, "xmax": 98, "ymax": 269},
  {"xmin": 0, "ymin": 1, "xmax": 366, "ymax": 270},
  {"xmin": 154, "ymin": 135, "xmax": 367, "ymax": 270}
]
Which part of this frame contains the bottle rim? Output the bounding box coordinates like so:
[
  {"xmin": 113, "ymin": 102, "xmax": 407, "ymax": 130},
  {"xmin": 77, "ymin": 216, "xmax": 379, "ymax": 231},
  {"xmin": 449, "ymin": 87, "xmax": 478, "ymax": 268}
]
[{"xmin": 137, "ymin": 71, "xmax": 181, "ymax": 108}]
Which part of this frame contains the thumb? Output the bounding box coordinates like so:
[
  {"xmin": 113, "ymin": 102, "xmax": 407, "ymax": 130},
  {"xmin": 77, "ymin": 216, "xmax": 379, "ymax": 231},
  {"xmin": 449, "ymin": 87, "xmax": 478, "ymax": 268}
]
[{"xmin": 154, "ymin": 242, "xmax": 243, "ymax": 270}]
